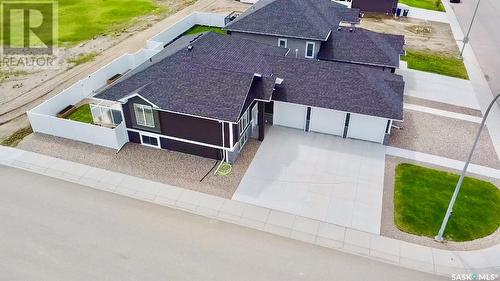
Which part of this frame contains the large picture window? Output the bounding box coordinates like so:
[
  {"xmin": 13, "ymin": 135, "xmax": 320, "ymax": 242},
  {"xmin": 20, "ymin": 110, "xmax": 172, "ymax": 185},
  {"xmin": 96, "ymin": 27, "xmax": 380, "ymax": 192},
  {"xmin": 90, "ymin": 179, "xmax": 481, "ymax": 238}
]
[{"xmin": 133, "ymin": 103, "xmax": 155, "ymax": 128}]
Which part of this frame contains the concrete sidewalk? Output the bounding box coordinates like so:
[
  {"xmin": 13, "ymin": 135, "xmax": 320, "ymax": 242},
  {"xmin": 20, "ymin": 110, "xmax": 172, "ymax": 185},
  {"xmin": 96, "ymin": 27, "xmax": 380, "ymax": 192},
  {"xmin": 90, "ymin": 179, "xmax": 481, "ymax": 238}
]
[
  {"xmin": 400, "ymin": 5, "xmax": 449, "ymax": 23},
  {"xmin": 1, "ymin": 145, "xmax": 498, "ymax": 276}
]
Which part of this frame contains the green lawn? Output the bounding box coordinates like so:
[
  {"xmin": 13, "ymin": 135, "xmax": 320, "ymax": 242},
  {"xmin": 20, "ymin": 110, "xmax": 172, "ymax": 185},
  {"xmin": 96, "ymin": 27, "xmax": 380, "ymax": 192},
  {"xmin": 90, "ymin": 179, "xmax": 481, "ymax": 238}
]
[
  {"xmin": 394, "ymin": 163, "xmax": 500, "ymax": 241},
  {"xmin": 66, "ymin": 104, "xmax": 94, "ymax": 124},
  {"xmin": 1, "ymin": 0, "xmax": 162, "ymax": 45},
  {"xmin": 402, "ymin": 50, "xmax": 469, "ymax": 80},
  {"xmin": 68, "ymin": 52, "xmax": 99, "ymax": 66},
  {"xmin": 1, "ymin": 126, "xmax": 33, "ymax": 147},
  {"xmin": 184, "ymin": 25, "xmax": 226, "ymax": 35},
  {"xmin": 399, "ymin": 0, "xmax": 445, "ymax": 11}
]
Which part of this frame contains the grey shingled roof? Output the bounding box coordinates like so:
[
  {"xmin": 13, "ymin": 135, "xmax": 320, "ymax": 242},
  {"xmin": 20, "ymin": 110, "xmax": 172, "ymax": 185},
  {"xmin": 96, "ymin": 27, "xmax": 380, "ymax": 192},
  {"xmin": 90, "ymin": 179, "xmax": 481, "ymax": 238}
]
[
  {"xmin": 95, "ymin": 33, "xmax": 286, "ymax": 122},
  {"xmin": 318, "ymin": 28, "xmax": 405, "ymax": 68},
  {"xmin": 271, "ymin": 56, "xmax": 404, "ymax": 120},
  {"xmin": 96, "ymin": 32, "xmax": 404, "ymax": 122},
  {"xmin": 224, "ymin": 0, "xmax": 360, "ymax": 41}
]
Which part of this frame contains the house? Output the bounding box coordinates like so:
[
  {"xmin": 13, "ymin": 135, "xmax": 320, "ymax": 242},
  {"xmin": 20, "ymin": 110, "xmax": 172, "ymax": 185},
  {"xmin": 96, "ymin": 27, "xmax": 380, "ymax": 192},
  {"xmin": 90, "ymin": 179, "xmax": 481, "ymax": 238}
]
[
  {"xmin": 94, "ymin": 31, "xmax": 404, "ymax": 163},
  {"xmin": 225, "ymin": 0, "xmax": 404, "ymax": 72},
  {"xmin": 351, "ymin": 0, "xmax": 399, "ymax": 14}
]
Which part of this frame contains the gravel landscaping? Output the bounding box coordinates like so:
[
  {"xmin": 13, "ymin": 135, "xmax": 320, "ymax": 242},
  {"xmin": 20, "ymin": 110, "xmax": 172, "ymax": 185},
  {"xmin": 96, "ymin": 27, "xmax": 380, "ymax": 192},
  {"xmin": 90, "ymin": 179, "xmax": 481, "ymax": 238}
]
[
  {"xmin": 390, "ymin": 109, "xmax": 500, "ymax": 168},
  {"xmin": 404, "ymin": 96, "xmax": 483, "ymax": 117},
  {"xmin": 382, "ymin": 156, "xmax": 500, "ymax": 250},
  {"xmin": 18, "ymin": 133, "xmax": 260, "ymax": 198}
]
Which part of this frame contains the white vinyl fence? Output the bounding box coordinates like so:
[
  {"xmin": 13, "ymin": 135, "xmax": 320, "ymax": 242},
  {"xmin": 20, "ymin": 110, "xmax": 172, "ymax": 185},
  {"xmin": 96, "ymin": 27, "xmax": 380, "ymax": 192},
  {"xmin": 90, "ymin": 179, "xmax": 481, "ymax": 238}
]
[{"xmin": 27, "ymin": 12, "xmax": 228, "ymax": 151}]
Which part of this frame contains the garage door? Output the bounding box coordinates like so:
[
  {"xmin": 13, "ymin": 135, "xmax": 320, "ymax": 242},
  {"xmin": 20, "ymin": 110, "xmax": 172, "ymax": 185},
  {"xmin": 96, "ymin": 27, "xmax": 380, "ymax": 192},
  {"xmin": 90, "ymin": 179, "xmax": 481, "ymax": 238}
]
[
  {"xmin": 273, "ymin": 101, "xmax": 306, "ymax": 130},
  {"xmin": 347, "ymin": 113, "xmax": 388, "ymax": 143},
  {"xmin": 309, "ymin": 107, "xmax": 346, "ymax": 136}
]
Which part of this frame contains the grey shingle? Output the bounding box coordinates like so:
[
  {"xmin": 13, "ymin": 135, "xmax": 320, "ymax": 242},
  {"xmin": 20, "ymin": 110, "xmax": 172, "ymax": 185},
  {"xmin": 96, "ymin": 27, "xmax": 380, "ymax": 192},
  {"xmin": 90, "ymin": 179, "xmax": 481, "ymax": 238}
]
[
  {"xmin": 95, "ymin": 33, "xmax": 285, "ymax": 122},
  {"xmin": 96, "ymin": 33, "xmax": 404, "ymax": 123},
  {"xmin": 271, "ymin": 56, "xmax": 404, "ymax": 120},
  {"xmin": 318, "ymin": 28, "xmax": 405, "ymax": 68},
  {"xmin": 224, "ymin": 0, "xmax": 360, "ymax": 40}
]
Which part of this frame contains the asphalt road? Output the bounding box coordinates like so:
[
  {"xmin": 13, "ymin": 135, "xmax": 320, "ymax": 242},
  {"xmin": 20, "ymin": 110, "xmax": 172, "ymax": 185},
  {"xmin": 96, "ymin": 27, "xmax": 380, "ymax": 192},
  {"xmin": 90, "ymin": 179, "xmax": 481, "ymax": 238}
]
[
  {"xmin": 0, "ymin": 165, "xmax": 447, "ymax": 281},
  {"xmin": 451, "ymin": 0, "xmax": 500, "ymax": 95}
]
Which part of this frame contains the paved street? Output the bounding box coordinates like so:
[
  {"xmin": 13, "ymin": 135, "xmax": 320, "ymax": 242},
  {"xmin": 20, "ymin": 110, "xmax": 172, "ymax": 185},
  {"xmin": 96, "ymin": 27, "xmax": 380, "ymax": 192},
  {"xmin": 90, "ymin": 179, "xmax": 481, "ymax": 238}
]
[
  {"xmin": 0, "ymin": 165, "xmax": 446, "ymax": 281},
  {"xmin": 451, "ymin": 0, "xmax": 500, "ymax": 96}
]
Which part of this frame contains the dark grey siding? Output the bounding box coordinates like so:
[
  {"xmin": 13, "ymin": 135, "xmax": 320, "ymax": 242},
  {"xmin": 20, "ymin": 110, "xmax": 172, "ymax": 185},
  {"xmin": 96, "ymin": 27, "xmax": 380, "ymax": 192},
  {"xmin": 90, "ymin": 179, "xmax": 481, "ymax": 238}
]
[
  {"xmin": 127, "ymin": 130, "xmax": 141, "ymax": 144},
  {"xmin": 160, "ymin": 137, "xmax": 221, "ymax": 160},
  {"xmin": 230, "ymin": 31, "xmax": 322, "ymax": 59},
  {"xmin": 158, "ymin": 111, "xmax": 223, "ymax": 147},
  {"xmin": 352, "ymin": 0, "xmax": 398, "ymax": 14},
  {"xmin": 123, "ymin": 96, "xmax": 162, "ymax": 134}
]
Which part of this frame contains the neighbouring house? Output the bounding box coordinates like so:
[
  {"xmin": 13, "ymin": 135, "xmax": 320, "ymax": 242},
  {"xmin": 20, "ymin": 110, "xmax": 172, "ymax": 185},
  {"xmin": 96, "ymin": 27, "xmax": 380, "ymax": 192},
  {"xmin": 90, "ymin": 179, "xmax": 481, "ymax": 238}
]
[
  {"xmin": 225, "ymin": 0, "xmax": 404, "ymax": 70},
  {"xmin": 351, "ymin": 0, "xmax": 399, "ymax": 14},
  {"xmin": 94, "ymin": 30, "xmax": 404, "ymax": 163}
]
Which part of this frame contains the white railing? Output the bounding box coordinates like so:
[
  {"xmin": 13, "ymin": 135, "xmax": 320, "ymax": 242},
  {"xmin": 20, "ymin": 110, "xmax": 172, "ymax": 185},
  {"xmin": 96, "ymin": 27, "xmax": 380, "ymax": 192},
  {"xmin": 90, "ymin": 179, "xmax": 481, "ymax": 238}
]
[{"xmin": 27, "ymin": 12, "xmax": 228, "ymax": 151}]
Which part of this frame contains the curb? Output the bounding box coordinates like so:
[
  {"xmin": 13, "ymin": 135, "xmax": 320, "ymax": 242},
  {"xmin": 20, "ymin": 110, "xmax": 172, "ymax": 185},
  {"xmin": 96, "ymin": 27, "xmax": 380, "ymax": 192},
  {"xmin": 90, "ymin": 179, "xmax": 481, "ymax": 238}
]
[{"xmin": 1, "ymin": 146, "xmax": 498, "ymax": 276}]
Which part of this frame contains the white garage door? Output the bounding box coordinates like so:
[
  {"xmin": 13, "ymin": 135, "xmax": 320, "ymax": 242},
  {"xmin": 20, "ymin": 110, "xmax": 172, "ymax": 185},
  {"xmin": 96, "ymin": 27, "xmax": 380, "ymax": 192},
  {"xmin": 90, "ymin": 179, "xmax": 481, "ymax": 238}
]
[
  {"xmin": 273, "ymin": 101, "xmax": 306, "ymax": 130},
  {"xmin": 347, "ymin": 113, "xmax": 388, "ymax": 143},
  {"xmin": 309, "ymin": 107, "xmax": 346, "ymax": 136}
]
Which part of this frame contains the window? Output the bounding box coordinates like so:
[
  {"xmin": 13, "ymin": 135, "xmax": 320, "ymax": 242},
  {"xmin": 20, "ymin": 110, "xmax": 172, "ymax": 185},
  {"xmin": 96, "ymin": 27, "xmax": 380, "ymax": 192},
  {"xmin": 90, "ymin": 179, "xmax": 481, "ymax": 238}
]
[
  {"xmin": 238, "ymin": 109, "xmax": 250, "ymax": 135},
  {"xmin": 90, "ymin": 104, "xmax": 123, "ymax": 126},
  {"xmin": 134, "ymin": 103, "xmax": 155, "ymax": 128},
  {"xmin": 141, "ymin": 134, "xmax": 159, "ymax": 147},
  {"xmin": 278, "ymin": 38, "xmax": 287, "ymax": 48},
  {"xmin": 239, "ymin": 129, "xmax": 249, "ymax": 152},
  {"xmin": 305, "ymin": 42, "xmax": 315, "ymax": 58}
]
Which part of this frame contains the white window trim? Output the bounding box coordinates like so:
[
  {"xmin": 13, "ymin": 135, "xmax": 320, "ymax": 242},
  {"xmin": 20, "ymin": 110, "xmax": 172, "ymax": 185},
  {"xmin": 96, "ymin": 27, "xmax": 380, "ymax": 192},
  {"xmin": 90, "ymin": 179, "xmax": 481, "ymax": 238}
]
[
  {"xmin": 134, "ymin": 103, "xmax": 155, "ymax": 128},
  {"xmin": 305, "ymin": 41, "xmax": 315, "ymax": 58},
  {"xmin": 238, "ymin": 108, "xmax": 250, "ymax": 136},
  {"xmin": 278, "ymin": 38, "xmax": 287, "ymax": 48},
  {"xmin": 139, "ymin": 132, "xmax": 160, "ymax": 149}
]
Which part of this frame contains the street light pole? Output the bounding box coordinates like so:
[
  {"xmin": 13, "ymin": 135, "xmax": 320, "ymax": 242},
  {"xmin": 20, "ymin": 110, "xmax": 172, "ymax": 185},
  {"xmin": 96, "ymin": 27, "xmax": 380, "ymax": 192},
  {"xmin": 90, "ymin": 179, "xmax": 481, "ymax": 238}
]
[
  {"xmin": 435, "ymin": 93, "xmax": 500, "ymax": 242},
  {"xmin": 459, "ymin": 0, "xmax": 482, "ymax": 58}
]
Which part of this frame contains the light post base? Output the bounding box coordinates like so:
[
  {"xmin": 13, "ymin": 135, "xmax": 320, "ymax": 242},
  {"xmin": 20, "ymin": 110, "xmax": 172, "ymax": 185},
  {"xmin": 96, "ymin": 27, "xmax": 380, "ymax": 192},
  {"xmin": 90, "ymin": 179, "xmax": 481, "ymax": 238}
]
[{"xmin": 434, "ymin": 235, "xmax": 445, "ymax": 242}]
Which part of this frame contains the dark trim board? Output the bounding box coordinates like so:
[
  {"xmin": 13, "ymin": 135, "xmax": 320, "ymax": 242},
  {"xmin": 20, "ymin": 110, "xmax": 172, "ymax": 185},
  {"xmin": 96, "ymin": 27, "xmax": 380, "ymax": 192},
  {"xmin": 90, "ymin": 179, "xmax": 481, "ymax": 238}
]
[{"xmin": 160, "ymin": 137, "xmax": 222, "ymax": 160}]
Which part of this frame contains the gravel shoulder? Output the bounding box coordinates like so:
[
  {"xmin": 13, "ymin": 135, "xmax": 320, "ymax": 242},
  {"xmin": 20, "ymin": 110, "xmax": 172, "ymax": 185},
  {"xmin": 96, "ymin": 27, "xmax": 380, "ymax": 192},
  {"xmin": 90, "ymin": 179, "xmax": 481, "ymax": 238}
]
[
  {"xmin": 390, "ymin": 109, "xmax": 500, "ymax": 168},
  {"xmin": 17, "ymin": 133, "xmax": 259, "ymax": 199},
  {"xmin": 382, "ymin": 155, "xmax": 500, "ymax": 251},
  {"xmin": 404, "ymin": 96, "xmax": 483, "ymax": 117}
]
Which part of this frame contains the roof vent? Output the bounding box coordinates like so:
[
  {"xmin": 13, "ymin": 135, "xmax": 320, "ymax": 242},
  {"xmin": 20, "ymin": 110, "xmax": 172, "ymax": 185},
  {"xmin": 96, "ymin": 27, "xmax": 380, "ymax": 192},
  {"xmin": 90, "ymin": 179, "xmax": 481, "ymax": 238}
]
[
  {"xmin": 337, "ymin": 26, "xmax": 342, "ymax": 31},
  {"xmin": 349, "ymin": 28, "xmax": 354, "ymax": 33},
  {"xmin": 187, "ymin": 45, "xmax": 193, "ymax": 51}
]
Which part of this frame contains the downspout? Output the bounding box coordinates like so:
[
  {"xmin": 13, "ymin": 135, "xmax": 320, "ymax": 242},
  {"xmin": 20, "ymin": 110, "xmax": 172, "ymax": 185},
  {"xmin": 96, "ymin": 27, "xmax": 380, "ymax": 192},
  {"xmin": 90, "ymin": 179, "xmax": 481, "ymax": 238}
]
[{"xmin": 214, "ymin": 122, "xmax": 227, "ymax": 175}]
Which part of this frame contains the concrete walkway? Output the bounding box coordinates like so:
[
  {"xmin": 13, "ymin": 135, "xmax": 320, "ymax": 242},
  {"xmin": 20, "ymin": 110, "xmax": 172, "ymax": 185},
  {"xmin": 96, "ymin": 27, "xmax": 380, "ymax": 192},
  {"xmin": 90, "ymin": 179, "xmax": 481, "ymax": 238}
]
[
  {"xmin": 397, "ymin": 68, "xmax": 481, "ymax": 110},
  {"xmin": 399, "ymin": 4, "xmax": 449, "ymax": 23},
  {"xmin": 386, "ymin": 146, "xmax": 500, "ymax": 179},
  {"xmin": 1, "ymin": 145, "xmax": 498, "ymax": 276},
  {"xmin": 403, "ymin": 103, "xmax": 482, "ymax": 123}
]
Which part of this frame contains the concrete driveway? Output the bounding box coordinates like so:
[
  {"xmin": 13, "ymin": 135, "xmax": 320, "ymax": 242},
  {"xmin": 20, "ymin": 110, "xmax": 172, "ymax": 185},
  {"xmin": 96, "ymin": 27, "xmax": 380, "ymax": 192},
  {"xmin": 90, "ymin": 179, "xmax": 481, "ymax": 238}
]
[{"xmin": 233, "ymin": 126, "xmax": 386, "ymax": 234}]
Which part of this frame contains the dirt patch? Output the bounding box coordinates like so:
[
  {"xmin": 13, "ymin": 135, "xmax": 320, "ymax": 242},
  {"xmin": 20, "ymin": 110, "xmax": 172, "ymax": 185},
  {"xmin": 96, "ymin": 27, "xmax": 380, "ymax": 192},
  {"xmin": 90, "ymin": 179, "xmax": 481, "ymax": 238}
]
[
  {"xmin": 390, "ymin": 109, "xmax": 500, "ymax": 168},
  {"xmin": 360, "ymin": 17, "xmax": 458, "ymax": 55},
  {"xmin": 0, "ymin": 0, "xmax": 197, "ymax": 104},
  {"xmin": 17, "ymin": 133, "xmax": 259, "ymax": 199},
  {"xmin": 382, "ymin": 155, "xmax": 500, "ymax": 250}
]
